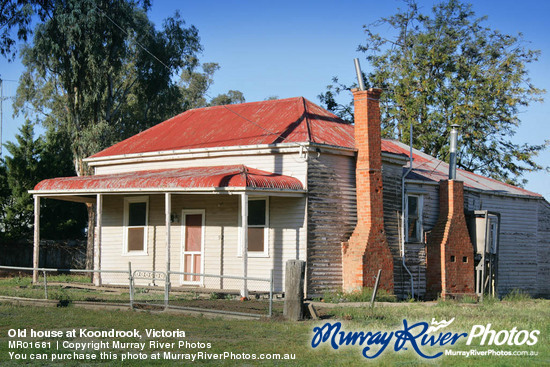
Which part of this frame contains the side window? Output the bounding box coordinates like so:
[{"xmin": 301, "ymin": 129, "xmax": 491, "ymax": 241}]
[
  {"xmin": 238, "ymin": 197, "xmax": 269, "ymax": 257},
  {"xmin": 124, "ymin": 197, "xmax": 148, "ymax": 254},
  {"xmin": 406, "ymin": 194, "xmax": 423, "ymax": 242}
]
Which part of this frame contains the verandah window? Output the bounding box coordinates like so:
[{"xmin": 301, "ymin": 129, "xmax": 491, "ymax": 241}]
[
  {"xmin": 124, "ymin": 197, "xmax": 149, "ymax": 254},
  {"xmin": 239, "ymin": 197, "xmax": 269, "ymax": 257}
]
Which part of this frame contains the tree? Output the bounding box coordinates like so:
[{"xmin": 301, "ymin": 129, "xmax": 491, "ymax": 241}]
[
  {"xmin": 320, "ymin": 0, "xmax": 547, "ymax": 186},
  {"xmin": 14, "ymin": 0, "xmax": 201, "ymax": 268},
  {"xmin": 0, "ymin": 122, "xmax": 86, "ymax": 241},
  {"xmin": 2, "ymin": 121, "xmax": 43, "ymax": 239},
  {"xmin": 179, "ymin": 62, "xmax": 246, "ymax": 109},
  {"xmin": 209, "ymin": 90, "xmax": 245, "ymax": 106},
  {"xmin": 0, "ymin": 0, "xmax": 53, "ymax": 61}
]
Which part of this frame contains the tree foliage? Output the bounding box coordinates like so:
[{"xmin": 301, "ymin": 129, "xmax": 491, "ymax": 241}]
[
  {"xmin": 320, "ymin": 0, "xmax": 547, "ymax": 186},
  {"xmin": 14, "ymin": 0, "xmax": 200, "ymax": 176},
  {"xmin": 0, "ymin": 122, "xmax": 86, "ymax": 241},
  {"xmin": 179, "ymin": 62, "xmax": 246, "ymax": 109}
]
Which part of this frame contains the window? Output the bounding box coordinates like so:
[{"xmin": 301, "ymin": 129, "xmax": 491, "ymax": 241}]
[
  {"xmin": 239, "ymin": 197, "xmax": 269, "ymax": 257},
  {"xmin": 406, "ymin": 194, "xmax": 423, "ymax": 242},
  {"xmin": 123, "ymin": 197, "xmax": 149, "ymax": 255}
]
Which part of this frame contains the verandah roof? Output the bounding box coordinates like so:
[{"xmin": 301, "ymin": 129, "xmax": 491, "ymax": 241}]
[{"xmin": 31, "ymin": 165, "xmax": 304, "ymax": 195}]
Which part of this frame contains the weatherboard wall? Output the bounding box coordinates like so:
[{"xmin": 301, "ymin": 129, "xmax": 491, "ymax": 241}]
[
  {"xmin": 305, "ymin": 152, "xmax": 407, "ymax": 297},
  {"xmin": 92, "ymin": 151, "xmax": 308, "ymax": 188},
  {"xmin": 98, "ymin": 194, "xmax": 306, "ymax": 292},
  {"xmin": 467, "ymin": 192, "xmax": 545, "ymax": 297}
]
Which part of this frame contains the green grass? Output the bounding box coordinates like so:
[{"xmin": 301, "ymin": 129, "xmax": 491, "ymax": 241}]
[
  {"xmin": 319, "ymin": 287, "xmax": 397, "ymax": 303},
  {"xmin": 0, "ymin": 298, "xmax": 548, "ymax": 366}
]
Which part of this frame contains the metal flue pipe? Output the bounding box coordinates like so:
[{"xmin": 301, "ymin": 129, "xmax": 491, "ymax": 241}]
[
  {"xmin": 354, "ymin": 58, "xmax": 366, "ymax": 91},
  {"xmin": 449, "ymin": 124, "xmax": 459, "ymax": 180}
]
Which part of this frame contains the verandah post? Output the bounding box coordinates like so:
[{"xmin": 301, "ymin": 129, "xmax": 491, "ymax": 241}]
[
  {"xmin": 165, "ymin": 192, "xmax": 171, "ymax": 308},
  {"xmin": 93, "ymin": 194, "xmax": 103, "ymax": 286},
  {"xmin": 240, "ymin": 192, "xmax": 248, "ymax": 298},
  {"xmin": 32, "ymin": 196, "xmax": 40, "ymax": 283}
]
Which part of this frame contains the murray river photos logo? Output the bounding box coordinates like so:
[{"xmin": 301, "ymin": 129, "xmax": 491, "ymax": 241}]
[{"xmin": 311, "ymin": 318, "xmax": 540, "ymax": 359}]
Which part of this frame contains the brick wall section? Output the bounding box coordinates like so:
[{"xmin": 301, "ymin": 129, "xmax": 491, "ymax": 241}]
[
  {"xmin": 342, "ymin": 88, "xmax": 394, "ymax": 292},
  {"xmin": 426, "ymin": 180, "xmax": 475, "ymax": 299}
]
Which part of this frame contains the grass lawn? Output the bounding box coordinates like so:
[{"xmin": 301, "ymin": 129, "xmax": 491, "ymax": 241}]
[{"xmin": 0, "ymin": 297, "xmax": 548, "ymax": 366}]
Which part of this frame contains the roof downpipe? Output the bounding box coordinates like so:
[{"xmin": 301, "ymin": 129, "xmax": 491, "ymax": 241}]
[
  {"xmin": 449, "ymin": 124, "xmax": 459, "ymax": 180},
  {"xmin": 354, "ymin": 58, "xmax": 366, "ymax": 91}
]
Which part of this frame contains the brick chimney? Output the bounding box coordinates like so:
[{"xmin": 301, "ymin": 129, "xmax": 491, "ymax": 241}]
[
  {"xmin": 426, "ymin": 180, "xmax": 475, "ymax": 299},
  {"xmin": 342, "ymin": 88, "xmax": 394, "ymax": 293}
]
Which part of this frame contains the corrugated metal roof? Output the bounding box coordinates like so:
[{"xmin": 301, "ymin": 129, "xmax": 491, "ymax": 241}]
[
  {"xmin": 385, "ymin": 140, "xmax": 542, "ymax": 198},
  {"xmin": 90, "ymin": 97, "xmax": 355, "ymax": 158},
  {"xmin": 34, "ymin": 165, "xmax": 304, "ymax": 192},
  {"xmin": 86, "ymin": 97, "xmax": 540, "ymax": 199}
]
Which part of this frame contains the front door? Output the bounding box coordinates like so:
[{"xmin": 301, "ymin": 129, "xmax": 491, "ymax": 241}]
[{"xmin": 181, "ymin": 210, "xmax": 205, "ymax": 285}]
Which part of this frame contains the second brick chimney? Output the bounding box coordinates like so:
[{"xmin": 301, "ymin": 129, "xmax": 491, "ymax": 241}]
[
  {"xmin": 342, "ymin": 88, "xmax": 394, "ymax": 292},
  {"xmin": 426, "ymin": 180, "xmax": 475, "ymax": 299}
]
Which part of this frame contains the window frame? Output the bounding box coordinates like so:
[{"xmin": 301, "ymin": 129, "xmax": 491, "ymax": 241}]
[
  {"xmin": 238, "ymin": 196, "xmax": 270, "ymax": 258},
  {"xmin": 405, "ymin": 194, "xmax": 423, "ymax": 243},
  {"xmin": 122, "ymin": 196, "xmax": 149, "ymax": 256}
]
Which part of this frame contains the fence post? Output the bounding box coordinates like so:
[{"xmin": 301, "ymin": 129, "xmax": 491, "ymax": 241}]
[
  {"xmin": 128, "ymin": 262, "xmax": 134, "ymax": 310},
  {"xmin": 164, "ymin": 271, "xmax": 170, "ymax": 310},
  {"xmin": 283, "ymin": 260, "xmax": 305, "ymax": 321},
  {"xmin": 269, "ymin": 268, "xmax": 274, "ymax": 317},
  {"xmin": 43, "ymin": 270, "xmax": 48, "ymax": 300}
]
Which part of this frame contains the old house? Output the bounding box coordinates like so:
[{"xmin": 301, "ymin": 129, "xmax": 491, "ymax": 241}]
[{"xmin": 30, "ymin": 89, "xmax": 550, "ymax": 299}]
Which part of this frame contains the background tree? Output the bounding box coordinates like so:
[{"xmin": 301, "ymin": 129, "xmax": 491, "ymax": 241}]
[
  {"xmin": 14, "ymin": 0, "xmax": 201, "ymax": 269},
  {"xmin": 0, "ymin": 122, "xmax": 86, "ymax": 242},
  {"xmin": 320, "ymin": 0, "xmax": 547, "ymax": 186},
  {"xmin": 179, "ymin": 62, "xmax": 246, "ymax": 109}
]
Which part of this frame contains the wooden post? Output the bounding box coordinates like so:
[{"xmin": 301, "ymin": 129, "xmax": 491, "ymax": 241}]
[
  {"xmin": 32, "ymin": 196, "xmax": 40, "ymax": 283},
  {"xmin": 240, "ymin": 193, "xmax": 248, "ymax": 298},
  {"xmin": 93, "ymin": 194, "xmax": 103, "ymax": 286},
  {"xmin": 284, "ymin": 259, "xmax": 306, "ymax": 321}
]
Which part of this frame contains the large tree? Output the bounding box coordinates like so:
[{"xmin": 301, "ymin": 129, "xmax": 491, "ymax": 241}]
[
  {"xmin": 320, "ymin": 0, "xmax": 547, "ymax": 186},
  {"xmin": 0, "ymin": 122, "xmax": 86, "ymax": 241},
  {"xmin": 14, "ymin": 0, "xmax": 201, "ymax": 269}
]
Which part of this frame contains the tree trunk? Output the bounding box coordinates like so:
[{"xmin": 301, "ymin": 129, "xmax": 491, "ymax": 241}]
[{"xmin": 86, "ymin": 202, "xmax": 96, "ymax": 271}]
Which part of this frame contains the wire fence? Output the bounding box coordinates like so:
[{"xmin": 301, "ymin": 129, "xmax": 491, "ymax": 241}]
[{"xmin": 0, "ymin": 264, "xmax": 273, "ymax": 318}]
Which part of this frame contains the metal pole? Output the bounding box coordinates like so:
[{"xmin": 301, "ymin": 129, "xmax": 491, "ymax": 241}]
[
  {"xmin": 370, "ymin": 269, "xmax": 382, "ymax": 308},
  {"xmin": 269, "ymin": 268, "xmax": 274, "ymax": 317},
  {"xmin": 353, "ymin": 58, "xmax": 366, "ymax": 91},
  {"xmin": 43, "ymin": 270, "xmax": 48, "ymax": 300},
  {"xmin": 128, "ymin": 262, "xmax": 134, "ymax": 309},
  {"xmin": 449, "ymin": 124, "xmax": 459, "ymax": 180}
]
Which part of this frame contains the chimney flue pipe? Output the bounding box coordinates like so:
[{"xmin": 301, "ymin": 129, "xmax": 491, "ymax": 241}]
[
  {"xmin": 449, "ymin": 124, "xmax": 459, "ymax": 180},
  {"xmin": 354, "ymin": 58, "xmax": 366, "ymax": 91}
]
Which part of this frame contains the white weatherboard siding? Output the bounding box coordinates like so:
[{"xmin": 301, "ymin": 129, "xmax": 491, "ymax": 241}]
[
  {"xmin": 93, "ymin": 152, "xmax": 308, "ymax": 188},
  {"xmin": 99, "ymin": 194, "xmax": 306, "ymax": 292},
  {"xmin": 537, "ymin": 200, "xmax": 550, "ymax": 297},
  {"xmin": 473, "ymin": 194, "xmax": 541, "ymax": 296}
]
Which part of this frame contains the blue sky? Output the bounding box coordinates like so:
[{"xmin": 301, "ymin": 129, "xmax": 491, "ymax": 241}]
[{"xmin": 1, "ymin": 0, "xmax": 549, "ymax": 199}]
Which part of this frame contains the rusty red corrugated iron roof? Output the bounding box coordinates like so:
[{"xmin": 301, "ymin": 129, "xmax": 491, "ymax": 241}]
[
  {"xmin": 85, "ymin": 96, "xmax": 539, "ymax": 198},
  {"xmin": 90, "ymin": 97, "xmax": 355, "ymax": 158},
  {"xmin": 385, "ymin": 140, "xmax": 542, "ymax": 197},
  {"xmin": 34, "ymin": 165, "xmax": 304, "ymax": 192}
]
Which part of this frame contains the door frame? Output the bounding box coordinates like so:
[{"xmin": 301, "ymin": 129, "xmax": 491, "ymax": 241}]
[{"xmin": 180, "ymin": 209, "xmax": 205, "ymax": 285}]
